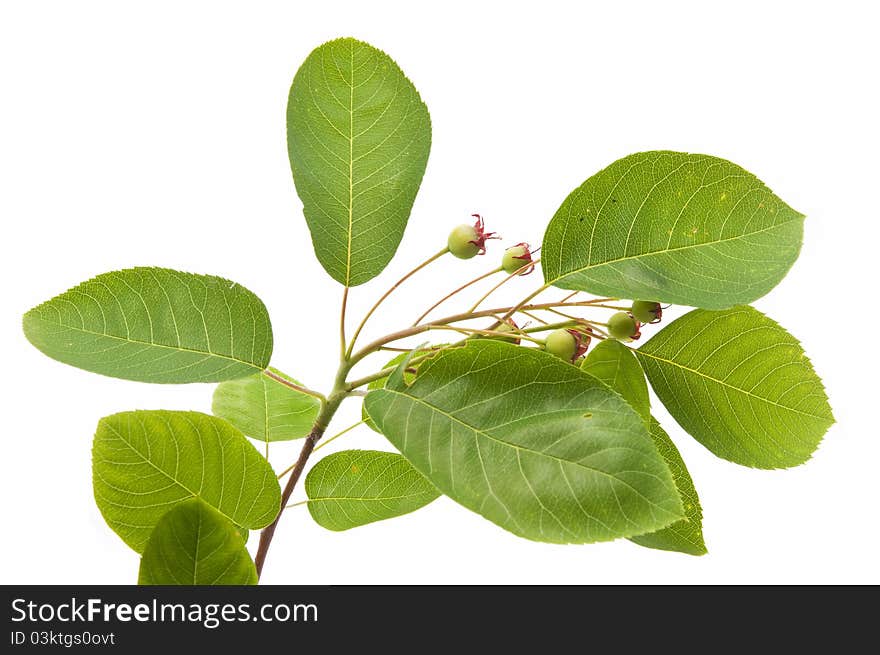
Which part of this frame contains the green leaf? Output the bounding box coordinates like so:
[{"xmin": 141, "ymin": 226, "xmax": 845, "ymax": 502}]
[
  {"xmin": 365, "ymin": 341, "xmax": 683, "ymax": 544},
  {"xmin": 93, "ymin": 410, "xmax": 281, "ymax": 552},
  {"xmin": 23, "ymin": 267, "xmax": 273, "ymax": 383},
  {"xmin": 635, "ymin": 306, "xmax": 833, "ymax": 468},
  {"xmin": 212, "ymin": 368, "xmax": 321, "ymax": 443},
  {"xmin": 362, "ymin": 352, "xmax": 408, "ymax": 432},
  {"xmin": 138, "ymin": 498, "xmax": 257, "ymax": 585},
  {"xmin": 287, "ymin": 37, "xmax": 432, "ymax": 286},
  {"xmin": 362, "ymin": 347, "xmax": 440, "ymax": 432},
  {"xmin": 541, "ymin": 152, "xmax": 804, "ymax": 309},
  {"xmin": 581, "ymin": 339, "xmax": 650, "ymax": 425},
  {"xmin": 304, "ymin": 449, "xmax": 439, "ymax": 531},
  {"xmin": 579, "ymin": 341, "xmax": 705, "ymax": 554},
  {"xmin": 629, "ymin": 419, "xmax": 707, "ymax": 556}
]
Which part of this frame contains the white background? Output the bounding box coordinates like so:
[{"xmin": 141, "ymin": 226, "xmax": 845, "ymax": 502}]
[{"xmin": 1, "ymin": 1, "xmax": 878, "ymax": 584}]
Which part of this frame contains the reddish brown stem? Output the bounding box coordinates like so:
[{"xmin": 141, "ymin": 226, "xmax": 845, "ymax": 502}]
[
  {"xmin": 254, "ymin": 427, "xmax": 322, "ymax": 578},
  {"xmin": 254, "ymin": 390, "xmax": 344, "ymax": 579}
]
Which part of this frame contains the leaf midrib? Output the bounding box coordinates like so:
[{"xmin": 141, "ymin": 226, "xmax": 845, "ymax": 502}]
[
  {"xmin": 634, "ymin": 349, "xmax": 831, "ymax": 421},
  {"xmin": 547, "ymin": 220, "xmax": 798, "ymax": 285},
  {"xmin": 307, "ymin": 490, "xmax": 436, "ymax": 504},
  {"xmin": 346, "ymin": 42, "xmax": 354, "ymax": 286},
  {"xmin": 27, "ymin": 313, "xmax": 262, "ymax": 370}
]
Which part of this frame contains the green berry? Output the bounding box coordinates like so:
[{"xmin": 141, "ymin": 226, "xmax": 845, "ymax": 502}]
[
  {"xmin": 501, "ymin": 243, "xmax": 532, "ymax": 274},
  {"xmin": 447, "ymin": 224, "xmax": 480, "ymax": 259},
  {"xmin": 608, "ymin": 312, "xmax": 640, "ymax": 340},
  {"xmin": 631, "ymin": 300, "xmax": 662, "ymax": 324},
  {"xmin": 544, "ymin": 329, "xmax": 577, "ymax": 362}
]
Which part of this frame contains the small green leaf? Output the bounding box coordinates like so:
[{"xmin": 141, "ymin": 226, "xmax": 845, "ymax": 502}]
[
  {"xmin": 542, "ymin": 152, "xmax": 804, "ymax": 309},
  {"xmin": 138, "ymin": 498, "xmax": 257, "ymax": 585},
  {"xmin": 581, "ymin": 339, "xmax": 650, "ymax": 425},
  {"xmin": 629, "ymin": 419, "xmax": 707, "ymax": 556},
  {"xmin": 366, "ymin": 341, "xmax": 683, "ymax": 544},
  {"xmin": 23, "ymin": 267, "xmax": 273, "ymax": 383},
  {"xmin": 93, "ymin": 410, "xmax": 281, "ymax": 552},
  {"xmin": 362, "ymin": 347, "xmax": 440, "ymax": 432},
  {"xmin": 287, "ymin": 37, "xmax": 432, "ymax": 286},
  {"xmin": 212, "ymin": 368, "xmax": 321, "ymax": 443},
  {"xmin": 304, "ymin": 450, "xmax": 439, "ymax": 531},
  {"xmin": 362, "ymin": 352, "xmax": 408, "ymax": 432},
  {"xmin": 636, "ymin": 306, "xmax": 834, "ymax": 468}
]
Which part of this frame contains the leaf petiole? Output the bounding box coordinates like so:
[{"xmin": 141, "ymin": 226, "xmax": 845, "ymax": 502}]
[
  {"xmin": 413, "ymin": 265, "xmax": 502, "ymax": 325},
  {"xmin": 262, "ymin": 369, "xmax": 326, "ymax": 403},
  {"xmin": 467, "ymin": 258, "xmax": 541, "ymax": 313},
  {"xmin": 313, "ymin": 420, "xmax": 366, "ymax": 453},
  {"xmin": 346, "ymin": 248, "xmax": 449, "ymax": 358}
]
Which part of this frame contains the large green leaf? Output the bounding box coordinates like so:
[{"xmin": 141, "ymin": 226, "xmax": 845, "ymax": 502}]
[
  {"xmin": 581, "ymin": 339, "xmax": 650, "ymax": 425},
  {"xmin": 580, "ymin": 341, "xmax": 705, "ymax": 554},
  {"xmin": 542, "ymin": 152, "xmax": 804, "ymax": 309},
  {"xmin": 93, "ymin": 410, "xmax": 281, "ymax": 552},
  {"xmin": 629, "ymin": 419, "xmax": 706, "ymax": 556},
  {"xmin": 635, "ymin": 306, "xmax": 833, "ymax": 468},
  {"xmin": 23, "ymin": 267, "xmax": 273, "ymax": 383},
  {"xmin": 138, "ymin": 498, "xmax": 257, "ymax": 585},
  {"xmin": 304, "ymin": 449, "xmax": 439, "ymax": 531},
  {"xmin": 365, "ymin": 341, "xmax": 683, "ymax": 544},
  {"xmin": 287, "ymin": 37, "xmax": 432, "ymax": 286},
  {"xmin": 212, "ymin": 368, "xmax": 321, "ymax": 443}
]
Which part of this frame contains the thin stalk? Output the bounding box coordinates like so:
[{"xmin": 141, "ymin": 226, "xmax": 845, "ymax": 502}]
[
  {"xmin": 537, "ymin": 309, "xmax": 611, "ymax": 337},
  {"xmin": 496, "ymin": 282, "xmax": 552, "ymax": 325},
  {"xmin": 521, "ymin": 320, "xmax": 580, "ymax": 334},
  {"xmin": 581, "ymin": 303, "xmax": 631, "ymax": 311},
  {"xmin": 262, "ymin": 369, "xmax": 326, "ymax": 402},
  {"xmin": 413, "ymin": 266, "xmax": 502, "ymax": 325},
  {"xmin": 429, "ymin": 325, "xmax": 546, "ymax": 345},
  {"xmin": 518, "ymin": 309, "xmax": 548, "ymax": 325},
  {"xmin": 544, "ymin": 307, "xmax": 581, "ymax": 321},
  {"xmin": 313, "ymin": 420, "xmax": 364, "ymax": 453},
  {"xmin": 346, "ymin": 319, "xmax": 613, "ymax": 392},
  {"xmin": 467, "ymin": 259, "xmax": 541, "ymax": 313},
  {"xmin": 578, "ymin": 297, "xmax": 619, "ymax": 306},
  {"xmin": 345, "ymin": 349, "xmax": 450, "ymax": 391},
  {"xmin": 340, "ymin": 286, "xmax": 349, "ymax": 359},
  {"xmin": 348, "ymin": 299, "xmax": 625, "ymax": 367},
  {"xmin": 346, "ymin": 248, "xmax": 448, "ymax": 357},
  {"xmin": 379, "ymin": 345, "xmax": 426, "ymax": 353}
]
